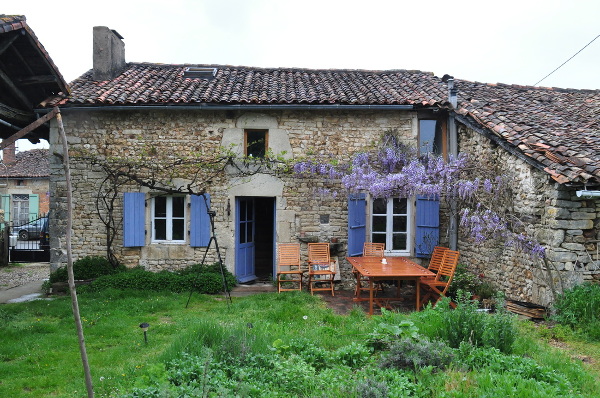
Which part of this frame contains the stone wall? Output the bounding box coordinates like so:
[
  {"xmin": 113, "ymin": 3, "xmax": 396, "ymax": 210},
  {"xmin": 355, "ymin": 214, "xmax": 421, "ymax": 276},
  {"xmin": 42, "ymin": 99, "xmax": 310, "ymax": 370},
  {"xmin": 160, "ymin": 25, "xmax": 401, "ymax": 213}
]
[
  {"xmin": 48, "ymin": 109, "xmax": 417, "ymax": 282},
  {"xmin": 457, "ymin": 125, "xmax": 599, "ymax": 306}
]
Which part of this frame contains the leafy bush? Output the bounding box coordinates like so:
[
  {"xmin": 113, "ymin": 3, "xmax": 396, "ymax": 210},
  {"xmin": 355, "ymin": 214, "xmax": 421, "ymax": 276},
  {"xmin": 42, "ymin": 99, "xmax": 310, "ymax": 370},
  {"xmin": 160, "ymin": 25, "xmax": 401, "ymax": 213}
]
[
  {"xmin": 447, "ymin": 263, "xmax": 480, "ymax": 298},
  {"xmin": 366, "ymin": 319, "xmax": 419, "ymax": 350},
  {"xmin": 380, "ymin": 337, "xmax": 454, "ymax": 371},
  {"xmin": 457, "ymin": 343, "xmax": 569, "ymax": 386},
  {"xmin": 49, "ymin": 256, "xmax": 126, "ymax": 283},
  {"xmin": 80, "ymin": 263, "xmax": 236, "ymax": 294},
  {"xmin": 331, "ymin": 342, "xmax": 372, "ymax": 369},
  {"xmin": 426, "ymin": 292, "xmax": 517, "ymax": 353},
  {"xmin": 552, "ymin": 283, "xmax": 600, "ymax": 330}
]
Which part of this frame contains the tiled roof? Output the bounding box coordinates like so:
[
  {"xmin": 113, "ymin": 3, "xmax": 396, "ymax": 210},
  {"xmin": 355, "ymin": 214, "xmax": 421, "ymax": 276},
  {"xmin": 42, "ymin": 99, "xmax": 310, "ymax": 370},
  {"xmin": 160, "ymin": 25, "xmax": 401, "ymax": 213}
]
[
  {"xmin": 454, "ymin": 81, "xmax": 600, "ymax": 185},
  {"xmin": 58, "ymin": 63, "xmax": 448, "ymax": 107},
  {"xmin": 54, "ymin": 61, "xmax": 600, "ymax": 186},
  {"xmin": 0, "ymin": 14, "xmax": 27, "ymax": 32},
  {"xmin": 0, "ymin": 149, "xmax": 49, "ymax": 178}
]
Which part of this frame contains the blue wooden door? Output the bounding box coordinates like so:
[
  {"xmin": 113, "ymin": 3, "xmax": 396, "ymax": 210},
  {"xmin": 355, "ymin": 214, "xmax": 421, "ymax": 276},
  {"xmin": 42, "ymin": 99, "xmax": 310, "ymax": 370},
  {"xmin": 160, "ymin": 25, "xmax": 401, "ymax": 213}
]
[{"xmin": 236, "ymin": 198, "xmax": 256, "ymax": 282}]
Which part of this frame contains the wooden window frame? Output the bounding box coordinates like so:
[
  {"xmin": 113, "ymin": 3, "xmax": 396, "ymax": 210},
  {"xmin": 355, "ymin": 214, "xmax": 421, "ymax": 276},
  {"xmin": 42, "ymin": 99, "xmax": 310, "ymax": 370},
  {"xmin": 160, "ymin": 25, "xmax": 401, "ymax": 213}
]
[{"xmin": 244, "ymin": 129, "xmax": 269, "ymax": 158}]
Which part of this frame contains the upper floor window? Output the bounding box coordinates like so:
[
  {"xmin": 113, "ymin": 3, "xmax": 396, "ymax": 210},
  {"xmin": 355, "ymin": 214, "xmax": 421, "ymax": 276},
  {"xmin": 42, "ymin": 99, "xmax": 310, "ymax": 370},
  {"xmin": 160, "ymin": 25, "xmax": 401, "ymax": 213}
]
[
  {"xmin": 245, "ymin": 129, "xmax": 268, "ymax": 158},
  {"xmin": 419, "ymin": 119, "xmax": 443, "ymax": 156},
  {"xmin": 371, "ymin": 197, "xmax": 412, "ymax": 254},
  {"xmin": 152, "ymin": 196, "xmax": 185, "ymax": 242}
]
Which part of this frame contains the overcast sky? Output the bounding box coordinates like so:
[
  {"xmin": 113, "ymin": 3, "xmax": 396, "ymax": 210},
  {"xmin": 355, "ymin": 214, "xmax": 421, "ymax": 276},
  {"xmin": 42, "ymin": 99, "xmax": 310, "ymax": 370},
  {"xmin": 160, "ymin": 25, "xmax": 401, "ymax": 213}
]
[{"xmin": 6, "ymin": 0, "xmax": 600, "ymax": 151}]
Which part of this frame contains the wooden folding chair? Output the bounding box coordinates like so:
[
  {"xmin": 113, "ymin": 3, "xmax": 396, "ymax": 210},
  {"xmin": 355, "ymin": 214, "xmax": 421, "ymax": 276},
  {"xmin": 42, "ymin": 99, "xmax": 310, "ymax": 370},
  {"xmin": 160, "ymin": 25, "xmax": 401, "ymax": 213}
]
[
  {"xmin": 427, "ymin": 246, "xmax": 448, "ymax": 274},
  {"xmin": 354, "ymin": 242, "xmax": 385, "ymax": 297},
  {"xmin": 276, "ymin": 243, "xmax": 304, "ymax": 293},
  {"xmin": 307, "ymin": 242, "xmax": 335, "ymax": 296},
  {"xmin": 420, "ymin": 249, "xmax": 460, "ymax": 309},
  {"xmin": 420, "ymin": 246, "xmax": 449, "ymax": 283}
]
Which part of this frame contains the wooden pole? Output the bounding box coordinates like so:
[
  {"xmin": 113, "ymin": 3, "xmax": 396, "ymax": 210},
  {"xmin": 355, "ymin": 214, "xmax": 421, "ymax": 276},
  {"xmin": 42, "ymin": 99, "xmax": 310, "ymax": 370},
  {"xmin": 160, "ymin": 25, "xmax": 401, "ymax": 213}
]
[
  {"xmin": 55, "ymin": 107, "xmax": 95, "ymax": 397},
  {"xmin": 0, "ymin": 107, "xmax": 58, "ymax": 150}
]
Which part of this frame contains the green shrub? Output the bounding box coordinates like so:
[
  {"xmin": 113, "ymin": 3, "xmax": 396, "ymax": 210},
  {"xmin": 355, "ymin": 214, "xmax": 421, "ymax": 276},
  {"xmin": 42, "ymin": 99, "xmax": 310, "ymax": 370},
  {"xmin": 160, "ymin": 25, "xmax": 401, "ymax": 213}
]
[
  {"xmin": 427, "ymin": 292, "xmax": 517, "ymax": 353},
  {"xmin": 552, "ymin": 283, "xmax": 600, "ymax": 328},
  {"xmin": 366, "ymin": 319, "xmax": 419, "ymax": 351},
  {"xmin": 379, "ymin": 337, "xmax": 454, "ymax": 371},
  {"xmin": 80, "ymin": 263, "xmax": 236, "ymax": 294},
  {"xmin": 456, "ymin": 343, "xmax": 569, "ymax": 386},
  {"xmin": 49, "ymin": 256, "xmax": 126, "ymax": 283},
  {"xmin": 447, "ymin": 264, "xmax": 480, "ymax": 298},
  {"xmin": 331, "ymin": 342, "xmax": 372, "ymax": 369}
]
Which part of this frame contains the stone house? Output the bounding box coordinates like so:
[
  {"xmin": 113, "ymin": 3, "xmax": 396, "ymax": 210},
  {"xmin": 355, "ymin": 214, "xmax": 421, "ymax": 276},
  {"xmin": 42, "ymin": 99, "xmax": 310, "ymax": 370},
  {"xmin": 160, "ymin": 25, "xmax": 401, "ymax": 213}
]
[
  {"xmin": 44, "ymin": 27, "xmax": 599, "ymax": 306},
  {"xmin": 0, "ymin": 144, "xmax": 49, "ymax": 225}
]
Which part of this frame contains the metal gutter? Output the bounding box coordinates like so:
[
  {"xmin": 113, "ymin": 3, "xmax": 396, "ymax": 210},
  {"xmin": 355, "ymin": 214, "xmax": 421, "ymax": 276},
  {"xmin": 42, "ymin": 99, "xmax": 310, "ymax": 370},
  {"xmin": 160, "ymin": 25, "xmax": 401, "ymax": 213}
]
[
  {"xmin": 0, "ymin": 117, "xmax": 22, "ymax": 131},
  {"xmin": 38, "ymin": 103, "xmax": 418, "ymax": 113}
]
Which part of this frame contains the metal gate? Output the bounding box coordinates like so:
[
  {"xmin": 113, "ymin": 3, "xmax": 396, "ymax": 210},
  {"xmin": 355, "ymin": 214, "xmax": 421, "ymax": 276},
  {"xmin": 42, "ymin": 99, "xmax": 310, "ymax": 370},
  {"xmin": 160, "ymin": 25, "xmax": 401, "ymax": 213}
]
[{"xmin": 9, "ymin": 216, "xmax": 49, "ymax": 263}]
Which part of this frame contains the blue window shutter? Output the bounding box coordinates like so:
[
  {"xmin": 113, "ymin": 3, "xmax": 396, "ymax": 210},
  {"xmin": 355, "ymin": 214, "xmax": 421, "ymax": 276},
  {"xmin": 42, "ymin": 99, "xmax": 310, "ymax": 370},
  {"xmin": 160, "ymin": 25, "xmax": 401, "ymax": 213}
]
[
  {"xmin": 123, "ymin": 192, "xmax": 145, "ymax": 247},
  {"xmin": 347, "ymin": 193, "xmax": 366, "ymax": 256},
  {"xmin": 190, "ymin": 193, "xmax": 211, "ymax": 247},
  {"xmin": 28, "ymin": 194, "xmax": 39, "ymax": 220},
  {"xmin": 415, "ymin": 195, "xmax": 440, "ymax": 258}
]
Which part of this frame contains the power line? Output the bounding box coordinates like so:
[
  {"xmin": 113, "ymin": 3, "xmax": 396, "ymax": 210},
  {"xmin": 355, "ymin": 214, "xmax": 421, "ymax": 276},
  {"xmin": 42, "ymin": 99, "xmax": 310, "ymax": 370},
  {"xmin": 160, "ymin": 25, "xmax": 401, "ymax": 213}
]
[{"xmin": 533, "ymin": 34, "xmax": 600, "ymax": 86}]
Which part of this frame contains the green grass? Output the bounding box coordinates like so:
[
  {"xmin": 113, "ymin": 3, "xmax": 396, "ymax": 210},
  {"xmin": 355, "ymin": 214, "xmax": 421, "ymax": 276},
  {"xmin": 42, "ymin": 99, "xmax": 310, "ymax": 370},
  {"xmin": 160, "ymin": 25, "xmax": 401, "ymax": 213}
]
[{"xmin": 0, "ymin": 290, "xmax": 598, "ymax": 397}]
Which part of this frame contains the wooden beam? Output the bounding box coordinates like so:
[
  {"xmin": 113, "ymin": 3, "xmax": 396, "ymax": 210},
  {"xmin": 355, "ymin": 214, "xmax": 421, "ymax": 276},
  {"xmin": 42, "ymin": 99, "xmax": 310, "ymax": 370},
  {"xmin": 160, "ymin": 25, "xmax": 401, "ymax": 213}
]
[
  {"xmin": 0, "ymin": 108, "xmax": 58, "ymax": 150},
  {"xmin": 0, "ymin": 101, "xmax": 32, "ymax": 124},
  {"xmin": 0, "ymin": 34, "xmax": 19, "ymax": 56},
  {"xmin": 16, "ymin": 75, "xmax": 59, "ymax": 86},
  {"xmin": 0, "ymin": 67, "xmax": 31, "ymax": 109}
]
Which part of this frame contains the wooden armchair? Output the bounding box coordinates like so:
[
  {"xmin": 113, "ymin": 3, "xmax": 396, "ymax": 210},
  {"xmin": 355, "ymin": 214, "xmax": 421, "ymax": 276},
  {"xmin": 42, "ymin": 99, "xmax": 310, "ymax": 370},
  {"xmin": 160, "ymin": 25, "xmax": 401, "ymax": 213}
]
[
  {"xmin": 276, "ymin": 243, "xmax": 304, "ymax": 293},
  {"xmin": 307, "ymin": 242, "xmax": 335, "ymax": 296},
  {"xmin": 420, "ymin": 249, "xmax": 460, "ymax": 309},
  {"xmin": 354, "ymin": 242, "xmax": 385, "ymax": 297}
]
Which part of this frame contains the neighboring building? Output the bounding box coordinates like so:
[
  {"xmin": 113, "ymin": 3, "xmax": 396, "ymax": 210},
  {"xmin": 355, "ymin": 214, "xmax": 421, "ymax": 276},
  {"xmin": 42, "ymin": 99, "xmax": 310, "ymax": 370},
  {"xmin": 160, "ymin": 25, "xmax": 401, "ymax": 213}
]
[
  {"xmin": 0, "ymin": 15, "xmax": 67, "ymax": 233},
  {"xmin": 44, "ymin": 27, "xmax": 599, "ymax": 306},
  {"xmin": 0, "ymin": 144, "xmax": 49, "ymax": 225}
]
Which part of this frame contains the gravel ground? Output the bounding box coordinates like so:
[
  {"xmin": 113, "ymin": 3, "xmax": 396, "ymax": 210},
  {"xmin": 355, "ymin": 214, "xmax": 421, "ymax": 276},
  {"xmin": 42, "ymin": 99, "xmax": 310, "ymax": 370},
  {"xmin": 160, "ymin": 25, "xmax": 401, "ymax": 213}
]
[{"xmin": 0, "ymin": 263, "xmax": 49, "ymax": 290}]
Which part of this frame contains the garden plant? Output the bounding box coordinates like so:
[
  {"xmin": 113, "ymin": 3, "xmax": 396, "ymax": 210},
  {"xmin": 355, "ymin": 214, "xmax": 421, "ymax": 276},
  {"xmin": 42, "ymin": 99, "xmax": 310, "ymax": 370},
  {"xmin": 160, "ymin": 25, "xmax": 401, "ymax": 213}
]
[{"xmin": 0, "ymin": 286, "xmax": 598, "ymax": 397}]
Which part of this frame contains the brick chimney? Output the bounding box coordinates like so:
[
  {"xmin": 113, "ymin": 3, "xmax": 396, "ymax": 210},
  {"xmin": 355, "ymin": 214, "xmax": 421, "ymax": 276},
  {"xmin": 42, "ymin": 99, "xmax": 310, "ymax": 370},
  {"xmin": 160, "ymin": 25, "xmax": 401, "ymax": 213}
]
[
  {"xmin": 3, "ymin": 142, "xmax": 16, "ymax": 164},
  {"xmin": 93, "ymin": 26, "xmax": 126, "ymax": 81}
]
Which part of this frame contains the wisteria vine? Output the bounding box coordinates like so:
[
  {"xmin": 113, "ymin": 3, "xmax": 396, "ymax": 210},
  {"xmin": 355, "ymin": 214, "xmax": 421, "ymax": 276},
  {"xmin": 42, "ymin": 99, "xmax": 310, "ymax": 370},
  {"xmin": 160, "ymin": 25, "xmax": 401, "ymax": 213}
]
[{"xmin": 293, "ymin": 131, "xmax": 545, "ymax": 258}]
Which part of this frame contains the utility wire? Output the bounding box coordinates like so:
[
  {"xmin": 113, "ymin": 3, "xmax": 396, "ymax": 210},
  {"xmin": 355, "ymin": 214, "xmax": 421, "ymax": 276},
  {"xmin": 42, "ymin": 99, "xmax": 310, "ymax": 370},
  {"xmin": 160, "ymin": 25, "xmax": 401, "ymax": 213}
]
[{"xmin": 533, "ymin": 33, "xmax": 600, "ymax": 86}]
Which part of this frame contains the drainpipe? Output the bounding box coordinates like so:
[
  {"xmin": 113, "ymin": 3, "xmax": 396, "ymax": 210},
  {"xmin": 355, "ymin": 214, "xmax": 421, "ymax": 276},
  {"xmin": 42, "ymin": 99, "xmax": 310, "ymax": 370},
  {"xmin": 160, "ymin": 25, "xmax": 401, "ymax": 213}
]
[
  {"xmin": 447, "ymin": 78, "xmax": 459, "ymax": 251},
  {"xmin": 576, "ymin": 190, "xmax": 600, "ymax": 198}
]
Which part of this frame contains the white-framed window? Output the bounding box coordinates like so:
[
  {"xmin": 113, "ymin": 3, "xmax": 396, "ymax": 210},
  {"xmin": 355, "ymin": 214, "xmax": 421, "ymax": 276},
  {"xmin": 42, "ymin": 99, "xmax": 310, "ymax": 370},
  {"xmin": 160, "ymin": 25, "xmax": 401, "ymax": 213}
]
[
  {"xmin": 12, "ymin": 194, "xmax": 30, "ymax": 226},
  {"xmin": 151, "ymin": 195, "xmax": 186, "ymax": 243},
  {"xmin": 371, "ymin": 197, "xmax": 412, "ymax": 254}
]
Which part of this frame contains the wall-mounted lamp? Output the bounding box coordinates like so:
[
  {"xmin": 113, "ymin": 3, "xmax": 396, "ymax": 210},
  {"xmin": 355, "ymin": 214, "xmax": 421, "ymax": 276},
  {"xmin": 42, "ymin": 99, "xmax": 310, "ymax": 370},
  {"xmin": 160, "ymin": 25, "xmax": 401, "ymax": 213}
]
[
  {"xmin": 139, "ymin": 322, "xmax": 150, "ymax": 344},
  {"xmin": 226, "ymin": 199, "xmax": 231, "ymax": 217}
]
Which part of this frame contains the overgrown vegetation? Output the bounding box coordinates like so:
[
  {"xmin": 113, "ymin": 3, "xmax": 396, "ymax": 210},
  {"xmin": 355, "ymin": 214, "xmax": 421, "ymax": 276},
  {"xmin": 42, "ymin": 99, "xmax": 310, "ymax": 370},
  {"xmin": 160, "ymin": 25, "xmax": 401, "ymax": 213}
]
[
  {"xmin": 81, "ymin": 264, "xmax": 236, "ymax": 294},
  {"xmin": 552, "ymin": 282, "xmax": 600, "ymax": 340},
  {"xmin": 48, "ymin": 256, "xmax": 237, "ymax": 295},
  {"xmin": 49, "ymin": 256, "xmax": 127, "ymax": 283},
  {"xmin": 0, "ymin": 288, "xmax": 598, "ymax": 397}
]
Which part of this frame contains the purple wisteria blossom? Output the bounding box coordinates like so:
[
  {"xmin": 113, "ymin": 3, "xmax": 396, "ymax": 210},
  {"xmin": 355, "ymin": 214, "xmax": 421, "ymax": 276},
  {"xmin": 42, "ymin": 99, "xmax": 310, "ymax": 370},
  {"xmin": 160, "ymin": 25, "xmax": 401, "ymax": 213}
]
[{"xmin": 291, "ymin": 134, "xmax": 545, "ymax": 259}]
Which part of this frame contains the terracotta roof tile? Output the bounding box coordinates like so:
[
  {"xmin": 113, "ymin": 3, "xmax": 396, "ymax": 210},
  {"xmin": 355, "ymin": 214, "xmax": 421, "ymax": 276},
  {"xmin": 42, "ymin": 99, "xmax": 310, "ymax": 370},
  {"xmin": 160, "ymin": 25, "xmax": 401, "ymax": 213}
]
[
  {"xmin": 455, "ymin": 80, "xmax": 600, "ymax": 185},
  {"xmin": 57, "ymin": 63, "xmax": 448, "ymax": 107},
  {"xmin": 0, "ymin": 149, "xmax": 48, "ymax": 178}
]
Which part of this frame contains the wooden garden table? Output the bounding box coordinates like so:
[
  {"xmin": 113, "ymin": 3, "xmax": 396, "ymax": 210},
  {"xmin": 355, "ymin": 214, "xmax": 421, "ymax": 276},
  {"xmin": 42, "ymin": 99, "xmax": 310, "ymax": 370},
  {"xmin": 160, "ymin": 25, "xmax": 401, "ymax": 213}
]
[{"xmin": 346, "ymin": 256, "xmax": 435, "ymax": 315}]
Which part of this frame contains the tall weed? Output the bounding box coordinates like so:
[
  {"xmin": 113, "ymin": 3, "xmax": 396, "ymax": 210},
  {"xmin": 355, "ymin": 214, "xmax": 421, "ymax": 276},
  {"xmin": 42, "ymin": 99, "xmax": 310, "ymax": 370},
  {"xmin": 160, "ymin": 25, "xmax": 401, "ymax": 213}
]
[
  {"xmin": 421, "ymin": 291, "xmax": 517, "ymax": 353},
  {"xmin": 553, "ymin": 283, "xmax": 600, "ymax": 339}
]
